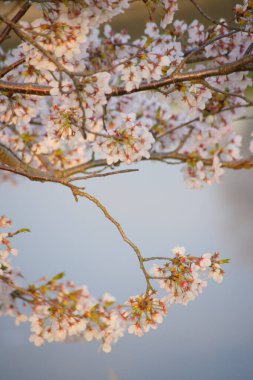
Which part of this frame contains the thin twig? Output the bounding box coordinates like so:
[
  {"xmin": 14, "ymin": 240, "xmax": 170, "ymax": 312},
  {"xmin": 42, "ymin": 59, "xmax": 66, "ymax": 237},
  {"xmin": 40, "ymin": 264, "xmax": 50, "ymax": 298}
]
[
  {"xmin": 0, "ymin": 57, "xmax": 25, "ymax": 78},
  {"xmin": 143, "ymin": 257, "xmax": 172, "ymax": 262},
  {"xmin": 200, "ymin": 79, "xmax": 253, "ymax": 106},
  {"xmin": 72, "ymin": 187, "xmax": 155, "ymax": 295},
  {"xmin": 0, "ymin": 163, "xmax": 154, "ymax": 294},
  {"xmin": 156, "ymin": 118, "xmax": 198, "ymax": 141},
  {"xmin": 189, "ymin": 0, "xmax": 253, "ymax": 34},
  {"xmin": 0, "ymin": 1, "xmax": 31, "ymax": 45},
  {"xmin": 172, "ymin": 31, "xmax": 236, "ymax": 77},
  {"xmin": 67, "ymin": 168, "xmax": 139, "ymax": 182}
]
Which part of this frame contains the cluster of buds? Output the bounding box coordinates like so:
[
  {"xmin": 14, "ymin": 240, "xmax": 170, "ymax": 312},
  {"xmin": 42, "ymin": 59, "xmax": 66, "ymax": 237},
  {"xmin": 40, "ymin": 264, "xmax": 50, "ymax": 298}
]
[
  {"xmin": 23, "ymin": 277, "xmax": 125, "ymax": 352},
  {"xmin": 234, "ymin": 0, "xmax": 253, "ymax": 29},
  {"xmin": 119, "ymin": 293, "xmax": 167, "ymax": 336},
  {"xmin": 0, "ymin": 216, "xmax": 19, "ymax": 276},
  {"xmin": 151, "ymin": 247, "xmax": 228, "ymax": 305}
]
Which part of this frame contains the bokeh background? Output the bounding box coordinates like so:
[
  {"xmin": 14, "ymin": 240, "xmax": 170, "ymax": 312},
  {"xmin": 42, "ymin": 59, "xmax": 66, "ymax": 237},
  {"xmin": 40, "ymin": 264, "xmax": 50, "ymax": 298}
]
[{"xmin": 1, "ymin": 1, "xmax": 253, "ymax": 379}]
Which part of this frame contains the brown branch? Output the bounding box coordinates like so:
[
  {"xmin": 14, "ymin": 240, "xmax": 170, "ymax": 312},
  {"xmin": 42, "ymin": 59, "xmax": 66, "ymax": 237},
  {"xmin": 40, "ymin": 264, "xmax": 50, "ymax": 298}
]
[
  {"xmin": 0, "ymin": 0, "xmax": 54, "ymax": 2},
  {"xmin": 1, "ymin": 147, "xmax": 253, "ymax": 294},
  {"xmin": 150, "ymin": 152, "xmax": 253, "ymax": 170},
  {"xmin": 143, "ymin": 257, "xmax": 171, "ymax": 262},
  {"xmin": 173, "ymin": 127, "xmax": 194, "ymax": 153},
  {"xmin": 0, "ymin": 162, "xmax": 154, "ymax": 294},
  {"xmin": 156, "ymin": 118, "xmax": 198, "ymax": 141},
  {"xmin": 72, "ymin": 188, "xmax": 155, "ymax": 296},
  {"xmin": 2, "ymin": 149, "xmax": 253, "ymax": 184},
  {"xmin": 245, "ymin": 43, "xmax": 253, "ymax": 56},
  {"xmin": 200, "ymin": 79, "xmax": 253, "ymax": 106},
  {"xmin": 0, "ymin": 58, "xmax": 25, "ymax": 78},
  {"xmin": 2, "ymin": 130, "xmax": 253, "ymax": 187},
  {"xmin": 149, "ymin": 276, "xmax": 170, "ymax": 280},
  {"xmin": 0, "ymin": 55, "xmax": 252, "ymax": 97},
  {"xmin": 67, "ymin": 168, "xmax": 139, "ymax": 182},
  {"xmin": 0, "ymin": 15, "xmax": 96, "ymax": 78},
  {"xmin": 189, "ymin": 0, "xmax": 252, "ymax": 34},
  {"xmin": 0, "ymin": 79, "xmax": 50, "ymax": 95},
  {"xmin": 0, "ymin": 15, "xmax": 73, "ymax": 75},
  {"xmin": 112, "ymin": 55, "xmax": 253, "ymax": 97},
  {"xmin": 0, "ymin": 275, "xmax": 37, "ymax": 302},
  {"xmin": 172, "ymin": 30, "xmax": 236, "ymax": 77},
  {"xmin": 0, "ymin": 140, "xmax": 107, "ymax": 178},
  {"xmin": 0, "ymin": 1, "xmax": 31, "ymax": 45}
]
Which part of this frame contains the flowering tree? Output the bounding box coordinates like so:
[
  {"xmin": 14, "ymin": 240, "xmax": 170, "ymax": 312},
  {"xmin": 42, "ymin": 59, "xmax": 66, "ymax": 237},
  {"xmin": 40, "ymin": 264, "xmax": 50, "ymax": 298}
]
[{"xmin": 0, "ymin": 0, "xmax": 252, "ymax": 352}]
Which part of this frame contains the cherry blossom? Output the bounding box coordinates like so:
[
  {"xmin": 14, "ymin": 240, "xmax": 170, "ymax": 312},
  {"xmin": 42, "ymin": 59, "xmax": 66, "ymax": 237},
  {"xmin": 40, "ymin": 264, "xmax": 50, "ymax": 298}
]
[
  {"xmin": 160, "ymin": 0, "xmax": 179, "ymax": 29},
  {"xmin": 93, "ymin": 113, "xmax": 155, "ymax": 165},
  {"xmin": 0, "ymin": 0, "xmax": 251, "ymax": 353},
  {"xmin": 151, "ymin": 248, "xmax": 227, "ymax": 305},
  {"xmin": 0, "ymin": 216, "xmax": 228, "ymax": 351},
  {"xmin": 0, "ymin": 0, "xmax": 251, "ymax": 187},
  {"xmin": 120, "ymin": 293, "xmax": 167, "ymax": 336}
]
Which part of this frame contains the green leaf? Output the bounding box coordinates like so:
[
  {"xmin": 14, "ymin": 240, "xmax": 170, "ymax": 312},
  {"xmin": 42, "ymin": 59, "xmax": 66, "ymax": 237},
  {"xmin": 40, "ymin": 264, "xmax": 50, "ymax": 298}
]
[
  {"xmin": 218, "ymin": 258, "xmax": 230, "ymax": 264},
  {"xmin": 17, "ymin": 228, "xmax": 31, "ymax": 233},
  {"xmin": 51, "ymin": 272, "xmax": 65, "ymax": 281},
  {"xmin": 9, "ymin": 228, "xmax": 31, "ymax": 237}
]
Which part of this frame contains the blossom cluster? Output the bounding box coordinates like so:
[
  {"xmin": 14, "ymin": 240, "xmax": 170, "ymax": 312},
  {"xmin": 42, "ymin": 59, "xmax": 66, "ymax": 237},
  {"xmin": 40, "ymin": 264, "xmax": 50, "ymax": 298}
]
[
  {"xmin": 0, "ymin": 219, "xmax": 125, "ymax": 352},
  {"xmin": 0, "ymin": 216, "xmax": 17, "ymax": 276},
  {"xmin": 234, "ymin": 0, "xmax": 253, "ymax": 29},
  {"xmin": 151, "ymin": 247, "xmax": 226, "ymax": 305},
  {"xmin": 27, "ymin": 284, "xmax": 126, "ymax": 353},
  {"xmin": 93, "ymin": 113, "xmax": 155, "ymax": 164},
  {"xmin": 0, "ymin": 0, "xmax": 252, "ymax": 187},
  {"xmin": 0, "ymin": 216, "xmax": 228, "ymax": 352},
  {"xmin": 120, "ymin": 293, "xmax": 167, "ymax": 337},
  {"xmin": 0, "ymin": 0, "xmax": 247, "ymax": 355}
]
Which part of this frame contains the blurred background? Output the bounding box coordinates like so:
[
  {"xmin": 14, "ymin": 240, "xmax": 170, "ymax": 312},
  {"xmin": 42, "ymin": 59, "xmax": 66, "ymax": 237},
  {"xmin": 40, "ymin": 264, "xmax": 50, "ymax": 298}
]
[{"xmin": 1, "ymin": 1, "xmax": 253, "ymax": 380}]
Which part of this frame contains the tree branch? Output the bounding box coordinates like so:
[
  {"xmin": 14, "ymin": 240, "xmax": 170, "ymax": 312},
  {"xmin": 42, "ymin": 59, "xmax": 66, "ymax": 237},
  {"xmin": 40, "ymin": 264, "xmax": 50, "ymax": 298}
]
[
  {"xmin": 0, "ymin": 162, "xmax": 154, "ymax": 295},
  {"xmin": 0, "ymin": 1, "xmax": 31, "ymax": 45},
  {"xmin": 0, "ymin": 54, "xmax": 252, "ymax": 97},
  {"xmin": 189, "ymin": 0, "xmax": 252, "ymax": 34},
  {"xmin": 0, "ymin": 58, "xmax": 25, "ymax": 79}
]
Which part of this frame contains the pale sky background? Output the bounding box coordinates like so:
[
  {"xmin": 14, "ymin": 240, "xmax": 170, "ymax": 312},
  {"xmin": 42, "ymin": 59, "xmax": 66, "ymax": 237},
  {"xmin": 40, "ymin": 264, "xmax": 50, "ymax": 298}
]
[
  {"xmin": 1, "ymin": 1, "xmax": 253, "ymax": 379},
  {"xmin": 1, "ymin": 158, "xmax": 253, "ymax": 380}
]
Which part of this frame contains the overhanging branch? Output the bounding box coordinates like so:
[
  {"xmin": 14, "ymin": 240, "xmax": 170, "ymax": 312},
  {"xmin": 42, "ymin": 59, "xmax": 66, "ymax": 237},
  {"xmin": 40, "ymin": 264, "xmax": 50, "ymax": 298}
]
[{"xmin": 0, "ymin": 55, "xmax": 252, "ymax": 97}]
